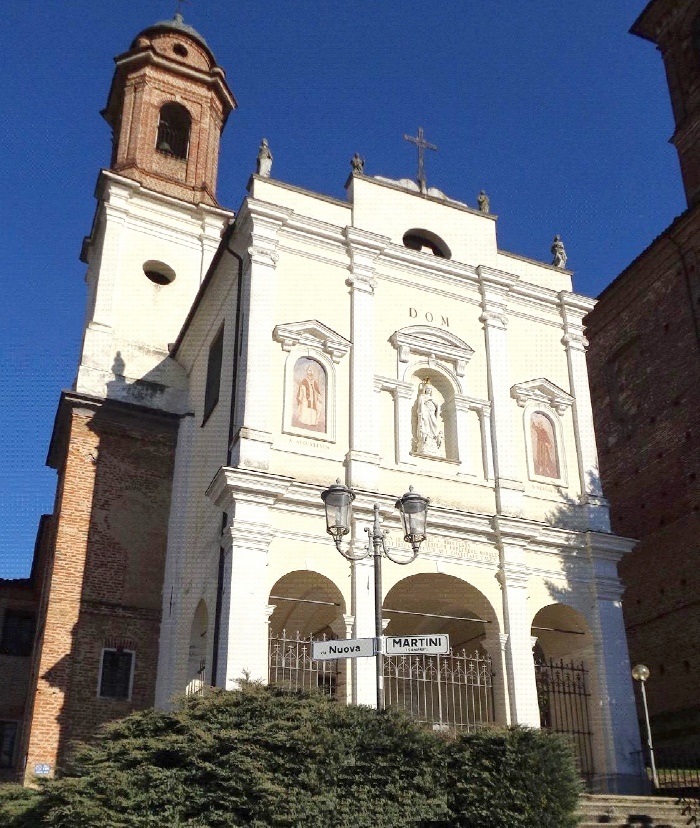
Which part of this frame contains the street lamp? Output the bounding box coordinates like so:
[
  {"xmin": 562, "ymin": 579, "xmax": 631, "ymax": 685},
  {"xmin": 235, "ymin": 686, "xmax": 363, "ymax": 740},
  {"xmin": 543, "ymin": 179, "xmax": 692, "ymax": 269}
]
[
  {"xmin": 631, "ymin": 663, "xmax": 659, "ymax": 789},
  {"xmin": 321, "ymin": 480, "xmax": 429, "ymax": 710}
]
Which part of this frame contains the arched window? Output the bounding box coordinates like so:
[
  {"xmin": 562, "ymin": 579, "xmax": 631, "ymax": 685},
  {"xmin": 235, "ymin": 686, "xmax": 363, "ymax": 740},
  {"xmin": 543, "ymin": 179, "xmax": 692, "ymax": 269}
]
[
  {"xmin": 402, "ymin": 228, "xmax": 451, "ymax": 259},
  {"xmin": 530, "ymin": 411, "xmax": 559, "ymax": 479},
  {"xmin": 156, "ymin": 103, "xmax": 191, "ymax": 160}
]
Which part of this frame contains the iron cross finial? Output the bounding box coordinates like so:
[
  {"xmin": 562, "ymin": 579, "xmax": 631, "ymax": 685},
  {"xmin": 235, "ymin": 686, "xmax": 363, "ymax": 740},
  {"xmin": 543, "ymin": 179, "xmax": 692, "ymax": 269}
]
[
  {"xmin": 403, "ymin": 127, "xmax": 437, "ymax": 192},
  {"xmin": 174, "ymin": 0, "xmax": 189, "ymax": 16}
]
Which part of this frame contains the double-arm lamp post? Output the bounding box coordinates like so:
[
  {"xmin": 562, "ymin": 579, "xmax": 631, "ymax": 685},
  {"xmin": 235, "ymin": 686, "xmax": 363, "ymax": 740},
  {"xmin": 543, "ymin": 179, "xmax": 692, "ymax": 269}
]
[{"xmin": 321, "ymin": 480, "xmax": 429, "ymax": 710}]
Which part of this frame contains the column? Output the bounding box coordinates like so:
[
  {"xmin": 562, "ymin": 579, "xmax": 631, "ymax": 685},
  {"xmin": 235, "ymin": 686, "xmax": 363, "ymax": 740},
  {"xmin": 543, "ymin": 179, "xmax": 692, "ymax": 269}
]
[
  {"xmin": 478, "ymin": 267, "xmax": 524, "ymax": 516},
  {"xmin": 453, "ymin": 395, "xmax": 473, "ymax": 476},
  {"xmin": 494, "ymin": 517, "xmax": 541, "ymax": 727},
  {"xmin": 587, "ymin": 534, "xmax": 644, "ymax": 793},
  {"xmin": 230, "ymin": 200, "xmax": 290, "ymax": 471},
  {"xmin": 560, "ymin": 293, "xmax": 610, "ymax": 532},
  {"xmin": 344, "ymin": 227, "xmax": 389, "ymax": 491},
  {"xmin": 155, "ymin": 413, "xmax": 196, "ymax": 708}
]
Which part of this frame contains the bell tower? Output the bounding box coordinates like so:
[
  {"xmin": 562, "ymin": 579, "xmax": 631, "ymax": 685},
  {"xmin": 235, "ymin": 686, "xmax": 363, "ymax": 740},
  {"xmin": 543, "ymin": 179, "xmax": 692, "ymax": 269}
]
[
  {"xmin": 632, "ymin": 0, "xmax": 700, "ymax": 207},
  {"xmin": 102, "ymin": 13, "xmax": 236, "ymax": 206},
  {"xmin": 76, "ymin": 14, "xmax": 235, "ymax": 409}
]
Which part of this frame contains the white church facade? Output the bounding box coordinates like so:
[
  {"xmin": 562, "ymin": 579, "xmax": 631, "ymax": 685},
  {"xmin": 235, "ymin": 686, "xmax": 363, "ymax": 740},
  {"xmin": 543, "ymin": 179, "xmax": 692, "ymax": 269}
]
[{"xmin": 10, "ymin": 13, "xmax": 643, "ymax": 793}]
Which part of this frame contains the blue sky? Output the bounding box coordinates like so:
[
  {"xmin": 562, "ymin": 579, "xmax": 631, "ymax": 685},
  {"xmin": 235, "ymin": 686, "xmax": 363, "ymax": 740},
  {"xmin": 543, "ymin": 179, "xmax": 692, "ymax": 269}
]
[{"xmin": 0, "ymin": 1, "xmax": 684, "ymax": 578}]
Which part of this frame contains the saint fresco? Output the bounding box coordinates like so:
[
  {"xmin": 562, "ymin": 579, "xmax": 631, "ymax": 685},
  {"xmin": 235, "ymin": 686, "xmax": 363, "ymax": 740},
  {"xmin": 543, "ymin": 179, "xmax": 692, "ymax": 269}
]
[
  {"xmin": 292, "ymin": 357, "xmax": 326, "ymax": 432},
  {"xmin": 531, "ymin": 412, "xmax": 559, "ymax": 478}
]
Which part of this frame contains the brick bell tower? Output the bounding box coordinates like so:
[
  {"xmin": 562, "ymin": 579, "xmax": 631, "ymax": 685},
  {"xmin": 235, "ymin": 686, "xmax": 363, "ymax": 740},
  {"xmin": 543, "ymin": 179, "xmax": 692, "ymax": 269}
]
[
  {"xmin": 102, "ymin": 12, "xmax": 236, "ymax": 206},
  {"xmin": 19, "ymin": 16, "xmax": 235, "ymax": 783},
  {"xmin": 632, "ymin": 0, "xmax": 700, "ymax": 207}
]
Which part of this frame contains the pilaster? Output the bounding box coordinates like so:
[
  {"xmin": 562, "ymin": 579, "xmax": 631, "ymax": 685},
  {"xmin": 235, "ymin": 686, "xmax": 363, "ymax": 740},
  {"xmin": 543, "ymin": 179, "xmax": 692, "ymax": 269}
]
[
  {"xmin": 351, "ymin": 552, "xmax": 377, "ymax": 707},
  {"xmin": 481, "ymin": 631, "xmax": 511, "ymax": 725},
  {"xmin": 493, "ymin": 516, "xmax": 540, "ymax": 727},
  {"xmin": 586, "ymin": 532, "xmax": 643, "ymax": 792},
  {"xmin": 560, "ymin": 292, "xmax": 610, "ymax": 531},
  {"xmin": 344, "ymin": 227, "xmax": 389, "ymax": 490},
  {"xmin": 155, "ymin": 413, "xmax": 196, "ymax": 708},
  {"xmin": 207, "ymin": 467, "xmax": 292, "ymax": 687},
  {"xmin": 230, "ymin": 200, "xmax": 291, "ymax": 471},
  {"xmin": 478, "ymin": 267, "xmax": 523, "ymax": 515}
]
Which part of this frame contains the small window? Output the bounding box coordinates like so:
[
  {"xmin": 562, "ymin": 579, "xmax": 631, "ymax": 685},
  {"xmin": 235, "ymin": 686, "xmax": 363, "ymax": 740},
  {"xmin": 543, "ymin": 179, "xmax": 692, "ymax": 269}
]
[
  {"xmin": 172, "ymin": 43, "xmax": 188, "ymax": 58},
  {"xmin": 0, "ymin": 610, "xmax": 36, "ymax": 657},
  {"xmin": 203, "ymin": 325, "xmax": 224, "ymax": 423},
  {"xmin": 0, "ymin": 721, "xmax": 17, "ymax": 768},
  {"xmin": 98, "ymin": 648, "xmax": 135, "ymax": 699},
  {"xmin": 156, "ymin": 102, "xmax": 191, "ymax": 160},
  {"xmin": 143, "ymin": 260, "xmax": 176, "ymax": 285}
]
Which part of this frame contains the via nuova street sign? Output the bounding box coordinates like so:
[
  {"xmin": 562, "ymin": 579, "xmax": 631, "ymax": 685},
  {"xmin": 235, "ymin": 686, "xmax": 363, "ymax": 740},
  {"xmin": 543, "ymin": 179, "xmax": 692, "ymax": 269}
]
[{"xmin": 312, "ymin": 637, "xmax": 376, "ymax": 660}]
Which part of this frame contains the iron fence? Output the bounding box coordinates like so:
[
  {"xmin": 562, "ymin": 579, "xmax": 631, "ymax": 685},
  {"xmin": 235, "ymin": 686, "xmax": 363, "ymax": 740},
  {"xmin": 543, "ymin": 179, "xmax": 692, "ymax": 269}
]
[
  {"xmin": 384, "ymin": 649, "xmax": 494, "ymax": 731},
  {"xmin": 535, "ymin": 657, "xmax": 594, "ymax": 779},
  {"xmin": 185, "ymin": 659, "xmax": 207, "ymax": 697},
  {"xmin": 636, "ymin": 745, "xmax": 700, "ymax": 794},
  {"xmin": 268, "ymin": 630, "xmax": 340, "ymax": 697}
]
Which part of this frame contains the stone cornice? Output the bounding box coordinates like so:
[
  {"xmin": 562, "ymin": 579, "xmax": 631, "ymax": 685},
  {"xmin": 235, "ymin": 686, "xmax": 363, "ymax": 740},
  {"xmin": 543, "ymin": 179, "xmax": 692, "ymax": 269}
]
[{"xmin": 206, "ymin": 467, "xmax": 294, "ymax": 512}]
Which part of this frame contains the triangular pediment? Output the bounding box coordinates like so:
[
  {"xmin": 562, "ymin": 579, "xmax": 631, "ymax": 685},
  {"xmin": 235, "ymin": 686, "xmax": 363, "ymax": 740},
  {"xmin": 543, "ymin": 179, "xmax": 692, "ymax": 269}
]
[
  {"xmin": 510, "ymin": 378, "xmax": 573, "ymax": 414},
  {"xmin": 273, "ymin": 320, "xmax": 350, "ymax": 363}
]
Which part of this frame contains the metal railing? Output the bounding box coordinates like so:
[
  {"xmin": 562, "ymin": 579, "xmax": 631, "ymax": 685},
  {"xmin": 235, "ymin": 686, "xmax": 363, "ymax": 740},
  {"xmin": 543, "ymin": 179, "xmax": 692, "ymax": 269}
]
[
  {"xmin": 268, "ymin": 630, "xmax": 340, "ymax": 697},
  {"xmin": 636, "ymin": 745, "xmax": 700, "ymax": 794},
  {"xmin": 535, "ymin": 657, "xmax": 594, "ymax": 780},
  {"xmin": 384, "ymin": 649, "xmax": 494, "ymax": 731},
  {"xmin": 185, "ymin": 659, "xmax": 207, "ymax": 697}
]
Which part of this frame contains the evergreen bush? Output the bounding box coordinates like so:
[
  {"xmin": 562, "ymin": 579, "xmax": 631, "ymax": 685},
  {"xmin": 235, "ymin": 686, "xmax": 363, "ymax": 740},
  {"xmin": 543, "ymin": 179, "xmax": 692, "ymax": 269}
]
[{"xmin": 0, "ymin": 684, "xmax": 582, "ymax": 828}]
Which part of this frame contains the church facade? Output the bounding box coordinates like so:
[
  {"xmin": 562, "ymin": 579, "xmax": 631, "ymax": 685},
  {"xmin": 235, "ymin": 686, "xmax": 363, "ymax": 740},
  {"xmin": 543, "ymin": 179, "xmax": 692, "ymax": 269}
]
[{"xmin": 2, "ymin": 13, "xmax": 644, "ymax": 792}]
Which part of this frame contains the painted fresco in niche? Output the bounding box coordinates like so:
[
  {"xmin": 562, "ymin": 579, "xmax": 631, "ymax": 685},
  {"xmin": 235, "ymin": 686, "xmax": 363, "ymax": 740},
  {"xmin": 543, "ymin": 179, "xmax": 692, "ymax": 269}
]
[
  {"xmin": 531, "ymin": 412, "xmax": 559, "ymax": 478},
  {"xmin": 292, "ymin": 357, "xmax": 326, "ymax": 432}
]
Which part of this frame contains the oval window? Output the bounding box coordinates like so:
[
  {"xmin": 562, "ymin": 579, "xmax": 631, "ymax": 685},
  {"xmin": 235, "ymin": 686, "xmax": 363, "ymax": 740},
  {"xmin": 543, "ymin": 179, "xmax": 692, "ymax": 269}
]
[{"xmin": 143, "ymin": 260, "xmax": 176, "ymax": 285}]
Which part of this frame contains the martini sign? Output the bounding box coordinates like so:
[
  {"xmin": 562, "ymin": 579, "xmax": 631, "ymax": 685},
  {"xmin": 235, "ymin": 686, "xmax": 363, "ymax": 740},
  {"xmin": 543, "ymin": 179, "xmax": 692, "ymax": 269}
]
[{"xmin": 384, "ymin": 634, "xmax": 450, "ymax": 655}]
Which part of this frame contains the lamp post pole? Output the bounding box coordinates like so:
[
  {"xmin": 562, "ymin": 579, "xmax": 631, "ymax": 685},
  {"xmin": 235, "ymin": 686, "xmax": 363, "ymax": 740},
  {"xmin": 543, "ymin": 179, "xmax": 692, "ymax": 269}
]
[
  {"xmin": 632, "ymin": 663, "xmax": 659, "ymax": 789},
  {"xmin": 321, "ymin": 481, "xmax": 428, "ymax": 712}
]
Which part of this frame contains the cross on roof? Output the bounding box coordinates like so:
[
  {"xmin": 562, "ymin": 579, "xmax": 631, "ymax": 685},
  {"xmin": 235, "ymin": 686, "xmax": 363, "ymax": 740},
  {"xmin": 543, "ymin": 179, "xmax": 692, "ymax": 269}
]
[
  {"xmin": 403, "ymin": 126, "xmax": 437, "ymax": 191},
  {"xmin": 174, "ymin": 0, "xmax": 190, "ymax": 14}
]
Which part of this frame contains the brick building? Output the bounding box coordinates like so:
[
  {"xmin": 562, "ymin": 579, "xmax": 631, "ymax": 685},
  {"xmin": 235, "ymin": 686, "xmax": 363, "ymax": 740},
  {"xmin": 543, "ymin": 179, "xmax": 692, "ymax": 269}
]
[
  {"xmin": 585, "ymin": 0, "xmax": 700, "ymax": 750},
  {"xmin": 2, "ymin": 12, "xmax": 646, "ymax": 792}
]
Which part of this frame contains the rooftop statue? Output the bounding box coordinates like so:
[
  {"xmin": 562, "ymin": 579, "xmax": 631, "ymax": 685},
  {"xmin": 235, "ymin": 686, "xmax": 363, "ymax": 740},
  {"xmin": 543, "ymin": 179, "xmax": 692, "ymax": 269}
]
[
  {"xmin": 477, "ymin": 190, "xmax": 490, "ymax": 214},
  {"xmin": 257, "ymin": 138, "xmax": 273, "ymax": 177},
  {"xmin": 351, "ymin": 153, "xmax": 365, "ymax": 174},
  {"xmin": 551, "ymin": 234, "xmax": 567, "ymax": 268}
]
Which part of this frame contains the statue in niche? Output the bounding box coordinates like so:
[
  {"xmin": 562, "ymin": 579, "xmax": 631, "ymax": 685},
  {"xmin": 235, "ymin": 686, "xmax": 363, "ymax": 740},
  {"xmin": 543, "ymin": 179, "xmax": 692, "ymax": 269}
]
[
  {"xmin": 351, "ymin": 153, "xmax": 365, "ymax": 174},
  {"xmin": 477, "ymin": 190, "xmax": 490, "ymax": 213},
  {"xmin": 256, "ymin": 138, "xmax": 273, "ymax": 177},
  {"xmin": 531, "ymin": 412, "xmax": 559, "ymax": 478},
  {"xmin": 551, "ymin": 234, "xmax": 567, "ymax": 268},
  {"xmin": 416, "ymin": 379, "xmax": 443, "ymax": 455},
  {"xmin": 292, "ymin": 357, "xmax": 326, "ymax": 432}
]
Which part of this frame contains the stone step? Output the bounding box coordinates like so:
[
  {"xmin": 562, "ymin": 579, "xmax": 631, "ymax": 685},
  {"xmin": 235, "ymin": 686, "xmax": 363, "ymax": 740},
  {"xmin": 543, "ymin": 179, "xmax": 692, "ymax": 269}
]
[{"xmin": 577, "ymin": 793, "xmax": 696, "ymax": 828}]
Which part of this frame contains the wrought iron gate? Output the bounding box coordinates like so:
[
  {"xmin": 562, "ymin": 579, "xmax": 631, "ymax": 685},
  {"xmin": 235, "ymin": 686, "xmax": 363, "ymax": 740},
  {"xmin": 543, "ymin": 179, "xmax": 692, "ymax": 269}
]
[
  {"xmin": 268, "ymin": 630, "xmax": 340, "ymax": 696},
  {"xmin": 535, "ymin": 657, "xmax": 594, "ymax": 779},
  {"xmin": 384, "ymin": 649, "xmax": 494, "ymax": 731}
]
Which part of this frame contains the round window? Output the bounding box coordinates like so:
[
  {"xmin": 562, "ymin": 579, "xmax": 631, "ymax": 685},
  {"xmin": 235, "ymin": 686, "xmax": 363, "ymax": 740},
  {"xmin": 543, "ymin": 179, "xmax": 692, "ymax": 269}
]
[{"xmin": 143, "ymin": 260, "xmax": 176, "ymax": 285}]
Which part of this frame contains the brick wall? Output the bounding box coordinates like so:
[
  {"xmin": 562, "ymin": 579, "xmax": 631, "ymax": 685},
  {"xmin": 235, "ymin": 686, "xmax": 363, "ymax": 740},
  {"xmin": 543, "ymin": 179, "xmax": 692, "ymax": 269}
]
[
  {"xmin": 586, "ymin": 207, "xmax": 700, "ymax": 747},
  {"xmin": 21, "ymin": 393, "xmax": 178, "ymax": 780}
]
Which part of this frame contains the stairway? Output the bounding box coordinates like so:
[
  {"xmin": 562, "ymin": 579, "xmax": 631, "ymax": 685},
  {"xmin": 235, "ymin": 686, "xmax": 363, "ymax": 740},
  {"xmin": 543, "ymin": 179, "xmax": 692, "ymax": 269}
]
[{"xmin": 578, "ymin": 794, "xmax": 698, "ymax": 827}]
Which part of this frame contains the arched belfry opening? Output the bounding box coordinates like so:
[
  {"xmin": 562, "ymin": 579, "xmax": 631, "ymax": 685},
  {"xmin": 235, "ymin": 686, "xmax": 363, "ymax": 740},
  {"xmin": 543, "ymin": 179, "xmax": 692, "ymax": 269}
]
[{"xmin": 156, "ymin": 103, "xmax": 191, "ymax": 160}]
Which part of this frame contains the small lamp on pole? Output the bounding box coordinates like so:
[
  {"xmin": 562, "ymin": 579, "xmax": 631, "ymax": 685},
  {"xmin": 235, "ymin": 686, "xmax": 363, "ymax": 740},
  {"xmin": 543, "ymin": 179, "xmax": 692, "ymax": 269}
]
[{"xmin": 631, "ymin": 663, "xmax": 659, "ymax": 789}]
